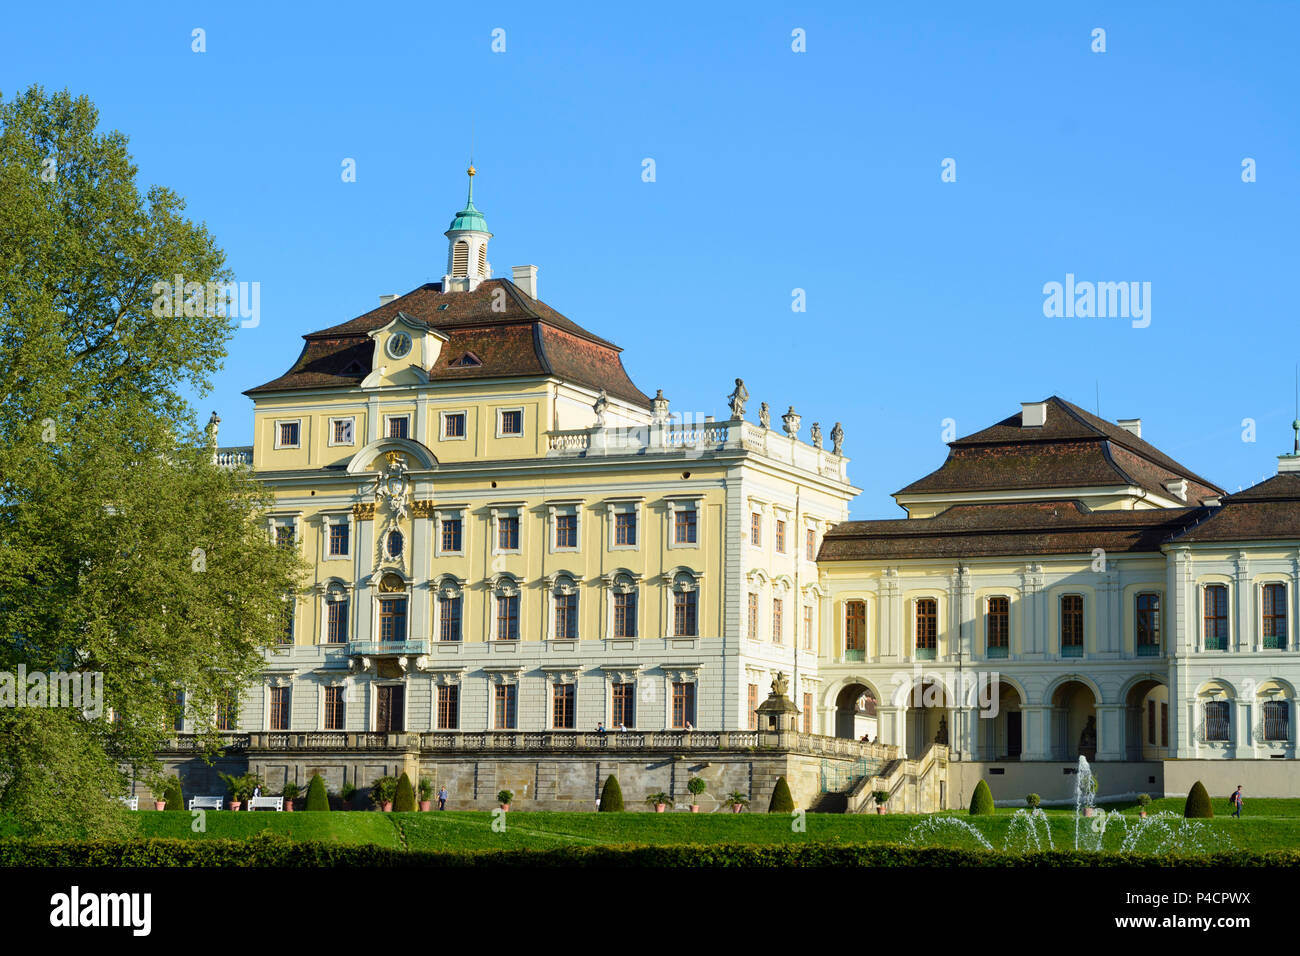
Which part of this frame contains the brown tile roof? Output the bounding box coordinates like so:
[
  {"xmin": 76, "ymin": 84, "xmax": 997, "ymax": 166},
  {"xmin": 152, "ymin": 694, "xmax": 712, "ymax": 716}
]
[
  {"xmin": 246, "ymin": 279, "xmax": 650, "ymax": 406},
  {"xmin": 1170, "ymin": 472, "xmax": 1300, "ymax": 543},
  {"xmin": 819, "ymin": 500, "xmax": 1203, "ymax": 561},
  {"xmin": 895, "ymin": 396, "xmax": 1224, "ymax": 502}
]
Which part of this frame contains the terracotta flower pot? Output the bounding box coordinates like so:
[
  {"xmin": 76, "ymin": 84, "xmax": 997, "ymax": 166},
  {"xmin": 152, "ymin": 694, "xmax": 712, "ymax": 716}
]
[
  {"xmin": 284, "ymin": 800, "xmax": 294, "ymax": 812},
  {"xmin": 420, "ymin": 800, "xmax": 431, "ymax": 812},
  {"xmin": 1139, "ymin": 810, "xmax": 1147, "ymax": 818},
  {"xmin": 690, "ymin": 805, "xmax": 700, "ymax": 813},
  {"xmin": 382, "ymin": 801, "xmax": 393, "ymax": 812},
  {"xmin": 154, "ymin": 800, "xmax": 167, "ymax": 811},
  {"xmin": 229, "ymin": 801, "xmax": 242, "ymax": 812},
  {"xmin": 876, "ymin": 806, "xmax": 885, "ymax": 815},
  {"xmin": 1084, "ymin": 807, "xmax": 1095, "ymax": 817},
  {"xmin": 731, "ymin": 804, "xmax": 743, "ymax": 813},
  {"xmin": 500, "ymin": 803, "xmax": 510, "ymax": 811},
  {"xmin": 654, "ymin": 803, "xmax": 666, "ymax": 813}
]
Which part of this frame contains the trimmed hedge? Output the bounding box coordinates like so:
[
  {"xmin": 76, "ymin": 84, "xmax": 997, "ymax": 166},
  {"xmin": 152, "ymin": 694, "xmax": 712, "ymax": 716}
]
[
  {"xmin": 768, "ymin": 776, "xmax": 795, "ymax": 813},
  {"xmin": 598, "ymin": 776, "xmax": 624, "ymax": 812},
  {"xmin": 163, "ymin": 777, "xmax": 185, "ymax": 812},
  {"xmin": 1, "ymin": 835, "xmax": 1296, "ymax": 867},
  {"xmin": 394, "ymin": 773, "xmax": 416, "ymax": 813},
  {"xmin": 1185, "ymin": 781, "xmax": 1213, "ymax": 819},
  {"xmin": 305, "ymin": 774, "xmax": 329, "ymax": 812},
  {"xmin": 969, "ymin": 780, "xmax": 995, "ymax": 816}
]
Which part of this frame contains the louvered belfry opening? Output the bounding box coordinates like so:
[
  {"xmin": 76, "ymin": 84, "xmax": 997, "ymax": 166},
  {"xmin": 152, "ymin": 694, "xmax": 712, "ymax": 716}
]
[
  {"xmin": 477, "ymin": 244, "xmax": 488, "ymax": 275},
  {"xmin": 452, "ymin": 240, "xmax": 469, "ymax": 277}
]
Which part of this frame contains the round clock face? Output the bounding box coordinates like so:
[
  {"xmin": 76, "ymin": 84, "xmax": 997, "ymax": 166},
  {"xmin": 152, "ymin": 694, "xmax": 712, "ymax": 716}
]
[{"xmin": 387, "ymin": 332, "xmax": 412, "ymax": 359}]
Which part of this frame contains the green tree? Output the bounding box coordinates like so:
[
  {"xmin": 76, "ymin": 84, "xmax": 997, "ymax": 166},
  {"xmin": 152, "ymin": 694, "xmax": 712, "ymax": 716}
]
[
  {"xmin": 1184, "ymin": 780, "xmax": 1213, "ymax": 819},
  {"xmin": 598, "ymin": 775, "xmax": 624, "ymax": 812},
  {"xmin": 768, "ymin": 776, "xmax": 795, "ymax": 813},
  {"xmin": 969, "ymin": 779, "xmax": 995, "ymax": 815},
  {"xmin": 394, "ymin": 772, "xmax": 416, "ymax": 812},
  {"xmin": 163, "ymin": 775, "xmax": 184, "ymax": 811},
  {"xmin": 305, "ymin": 774, "xmax": 329, "ymax": 812},
  {"xmin": 0, "ymin": 86, "xmax": 304, "ymax": 838}
]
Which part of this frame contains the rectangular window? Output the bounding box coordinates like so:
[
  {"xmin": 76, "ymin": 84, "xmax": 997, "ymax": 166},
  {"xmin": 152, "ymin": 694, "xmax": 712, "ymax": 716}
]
[
  {"xmin": 674, "ymin": 589, "xmax": 698, "ymax": 637},
  {"xmin": 612, "ymin": 683, "xmax": 634, "ymax": 728},
  {"xmin": 750, "ymin": 512, "xmax": 762, "ymax": 546},
  {"xmin": 496, "ymin": 594, "xmax": 519, "ymax": 640},
  {"xmin": 803, "ymin": 692, "xmax": 813, "ymax": 734},
  {"xmin": 552, "ymin": 683, "xmax": 576, "ymax": 729},
  {"xmin": 775, "ymin": 520, "xmax": 786, "ymax": 553},
  {"xmin": 1264, "ymin": 700, "xmax": 1289, "ymax": 741},
  {"xmin": 554, "ymin": 591, "xmax": 578, "ymax": 639},
  {"xmin": 172, "ymin": 690, "xmax": 185, "ymax": 732},
  {"xmin": 278, "ymin": 421, "xmax": 300, "ymax": 447},
  {"xmin": 1148, "ymin": 699, "xmax": 1156, "ymax": 745},
  {"xmin": 328, "ymin": 522, "xmax": 349, "ymax": 556},
  {"xmin": 1263, "ymin": 583, "xmax": 1288, "ymax": 650},
  {"xmin": 986, "ymin": 596, "xmax": 1009, "ymax": 658},
  {"xmin": 327, "ymin": 598, "xmax": 349, "ymax": 643},
  {"xmin": 494, "ymin": 684, "xmax": 517, "ymax": 730},
  {"xmin": 1160, "ymin": 702, "xmax": 1168, "ymax": 747},
  {"xmin": 803, "ymin": 606, "xmax": 814, "ymax": 650},
  {"xmin": 1203, "ymin": 585, "xmax": 1229, "ymax": 650},
  {"xmin": 437, "ymin": 685, "xmax": 459, "ymax": 730},
  {"xmin": 806, "ymin": 528, "xmax": 817, "ymax": 561},
  {"xmin": 498, "ymin": 515, "xmax": 520, "ymax": 551},
  {"xmin": 671, "ymin": 682, "xmax": 696, "ymax": 729},
  {"xmin": 439, "ymin": 595, "xmax": 462, "ymax": 641},
  {"xmin": 748, "ymin": 683, "xmax": 758, "ymax": 730},
  {"xmin": 845, "ymin": 600, "xmax": 866, "ymax": 653},
  {"xmin": 748, "ymin": 593, "xmax": 759, "ymax": 639},
  {"xmin": 387, "ymin": 416, "xmax": 409, "ymax": 439},
  {"xmin": 614, "ymin": 590, "xmax": 637, "ymax": 638},
  {"xmin": 275, "ymin": 525, "xmax": 295, "ymax": 549},
  {"xmin": 216, "ymin": 692, "xmax": 238, "ymax": 731},
  {"xmin": 555, "ymin": 513, "xmax": 578, "ymax": 549},
  {"xmin": 442, "ymin": 412, "xmax": 466, "ymax": 439},
  {"xmin": 915, "ymin": 598, "xmax": 937, "ymax": 658},
  {"xmin": 1136, "ymin": 593, "xmax": 1161, "ymax": 656},
  {"xmin": 324, "ymin": 686, "xmax": 345, "ymax": 730},
  {"xmin": 379, "ymin": 596, "xmax": 407, "ymax": 643},
  {"xmin": 675, "ymin": 508, "xmax": 697, "ymax": 544},
  {"xmin": 331, "ymin": 418, "xmax": 354, "ymax": 445},
  {"xmin": 1060, "ymin": 595, "xmax": 1084, "ymax": 657},
  {"xmin": 270, "ymin": 687, "xmax": 289, "ymax": 731},
  {"xmin": 1204, "ymin": 700, "xmax": 1230, "ymax": 741},
  {"xmin": 771, "ymin": 598, "xmax": 783, "ymax": 644},
  {"xmin": 499, "ymin": 409, "xmax": 523, "ymax": 435},
  {"xmin": 441, "ymin": 517, "xmax": 463, "ymax": 553},
  {"xmin": 614, "ymin": 511, "xmax": 637, "ymax": 546},
  {"xmin": 281, "ymin": 600, "xmax": 295, "ymax": 644}
]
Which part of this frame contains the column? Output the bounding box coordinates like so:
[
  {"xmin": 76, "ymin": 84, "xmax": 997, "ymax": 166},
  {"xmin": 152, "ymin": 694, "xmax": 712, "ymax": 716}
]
[
  {"xmin": 1234, "ymin": 551, "xmax": 1251, "ymax": 652},
  {"xmin": 1019, "ymin": 705, "xmax": 1051, "ymax": 760},
  {"xmin": 1095, "ymin": 704, "xmax": 1125, "ymax": 760}
]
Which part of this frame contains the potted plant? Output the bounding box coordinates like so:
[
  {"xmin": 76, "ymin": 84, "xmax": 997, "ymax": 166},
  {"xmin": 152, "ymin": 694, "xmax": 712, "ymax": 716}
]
[
  {"xmin": 645, "ymin": 791, "xmax": 672, "ymax": 813},
  {"xmin": 726, "ymin": 790, "xmax": 748, "ymax": 813},
  {"xmin": 280, "ymin": 780, "xmax": 300, "ymax": 812},
  {"xmin": 370, "ymin": 775, "xmax": 399, "ymax": 811},
  {"xmin": 150, "ymin": 781, "xmax": 167, "ymax": 812},
  {"xmin": 873, "ymin": 790, "xmax": 890, "ymax": 815},
  {"xmin": 686, "ymin": 777, "xmax": 706, "ymax": 812},
  {"xmin": 418, "ymin": 777, "xmax": 434, "ymax": 812},
  {"xmin": 498, "ymin": 789, "xmax": 514, "ymax": 811},
  {"xmin": 340, "ymin": 780, "xmax": 357, "ymax": 811},
  {"xmin": 219, "ymin": 771, "xmax": 258, "ymax": 811},
  {"xmin": 1136, "ymin": 793, "xmax": 1151, "ymax": 818},
  {"xmin": 1026, "ymin": 793, "xmax": 1041, "ymax": 810}
]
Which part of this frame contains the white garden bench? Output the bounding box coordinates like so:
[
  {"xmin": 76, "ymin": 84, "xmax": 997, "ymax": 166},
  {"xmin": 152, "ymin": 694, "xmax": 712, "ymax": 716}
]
[
  {"xmin": 119, "ymin": 796, "xmax": 138, "ymax": 810},
  {"xmin": 188, "ymin": 795, "xmax": 224, "ymax": 810},
  {"xmin": 247, "ymin": 795, "xmax": 283, "ymax": 811}
]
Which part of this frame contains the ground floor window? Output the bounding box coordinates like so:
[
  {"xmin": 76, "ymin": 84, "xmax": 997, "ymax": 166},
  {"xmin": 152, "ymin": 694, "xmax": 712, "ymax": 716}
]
[
  {"xmin": 437, "ymin": 684, "xmax": 459, "ymax": 730},
  {"xmin": 269, "ymin": 686, "xmax": 289, "ymax": 731},
  {"xmin": 1203, "ymin": 700, "xmax": 1230, "ymax": 741},
  {"xmin": 324, "ymin": 686, "xmax": 345, "ymax": 730},
  {"xmin": 552, "ymin": 683, "xmax": 576, "ymax": 729},
  {"xmin": 612, "ymin": 682, "xmax": 634, "ymax": 728},
  {"xmin": 1264, "ymin": 699, "xmax": 1290, "ymax": 741},
  {"xmin": 494, "ymin": 684, "xmax": 517, "ymax": 730},
  {"xmin": 671, "ymin": 681, "xmax": 696, "ymax": 729}
]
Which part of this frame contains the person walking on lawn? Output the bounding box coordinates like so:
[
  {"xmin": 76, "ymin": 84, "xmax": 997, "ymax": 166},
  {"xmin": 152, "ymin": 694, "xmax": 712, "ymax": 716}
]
[{"xmin": 1231, "ymin": 785, "xmax": 1244, "ymax": 818}]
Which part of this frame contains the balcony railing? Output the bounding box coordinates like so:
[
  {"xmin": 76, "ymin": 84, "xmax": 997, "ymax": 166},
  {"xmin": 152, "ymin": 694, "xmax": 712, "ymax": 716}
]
[
  {"xmin": 347, "ymin": 640, "xmax": 430, "ymax": 656},
  {"xmin": 842, "ymin": 648, "xmax": 866, "ymax": 662},
  {"xmin": 985, "ymin": 645, "xmax": 1009, "ymax": 659},
  {"xmin": 1061, "ymin": 645, "xmax": 1083, "ymax": 658},
  {"xmin": 1136, "ymin": 643, "xmax": 1161, "ymax": 657},
  {"xmin": 214, "ymin": 446, "xmax": 253, "ymax": 469},
  {"xmin": 915, "ymin": 646, "xmax": 936, "ymax": 661}
]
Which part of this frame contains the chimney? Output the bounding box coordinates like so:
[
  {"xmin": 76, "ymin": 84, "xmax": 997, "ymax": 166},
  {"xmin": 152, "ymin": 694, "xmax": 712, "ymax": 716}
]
[
  {"xmin": 511, "ymin": 265, "xmax": 538, "ymax": 300},
  {"xmin": 379, "ymin": 294, "xmax": 398, "ymax": 306},
  {"xmin": 1117, "ymin": 418, "xmax": 1142, "ymax": 438},
  {"xmin": 1021, "ymin": 401, "xmax": 1047, "ymax": 428}
]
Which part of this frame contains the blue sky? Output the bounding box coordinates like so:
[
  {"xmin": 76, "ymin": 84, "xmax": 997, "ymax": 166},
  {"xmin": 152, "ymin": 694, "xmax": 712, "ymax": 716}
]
[{"xmin": 4, "ymin": 1, "xmax": 1297, "ymax": 517}]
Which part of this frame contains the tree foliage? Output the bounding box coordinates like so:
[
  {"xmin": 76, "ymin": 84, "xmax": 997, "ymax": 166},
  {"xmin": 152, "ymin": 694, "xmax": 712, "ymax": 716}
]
[
  {"xmin": 598, "ymin": 775, "xmax": 624, "ymax": 812},
  {"xmin": 768, "ymin": 776, "xmax": 795, "ymax": 813},
  {"xmin": 1184, "ymin": 781, "xmax": 1213, "ymax": 819},
  {"xmin": 0, "ymin": 86, "xmax": 304, "ymax": 838},
  {"xmin": 969, "ymin": 780, "xmax": 995, "ymax": 815},
  {"xmin": 305, "ymin": 774, "xmax": 329, "ymax": 812},
  {"xmin": 394, "ymin": 773, "xmax": 416, "ymax": 812}
]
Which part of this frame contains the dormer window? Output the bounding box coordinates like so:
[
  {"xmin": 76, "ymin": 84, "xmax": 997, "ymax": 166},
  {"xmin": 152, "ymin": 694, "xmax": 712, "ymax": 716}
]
[{"xmin": 449, "ymin": 352, "xmax": 482, "ymax": 368}]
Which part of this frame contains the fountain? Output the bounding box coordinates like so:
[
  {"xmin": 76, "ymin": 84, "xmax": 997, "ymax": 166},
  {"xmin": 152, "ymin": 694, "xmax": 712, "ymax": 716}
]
[{"xmin": 1004, "ymin": 808, "xmax": 1054, "ymax": 852}]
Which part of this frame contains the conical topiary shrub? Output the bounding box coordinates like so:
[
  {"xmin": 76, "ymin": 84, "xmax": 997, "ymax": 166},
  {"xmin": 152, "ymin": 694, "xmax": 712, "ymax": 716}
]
[
  {"xmin": 394, "ymin": 772, "xmax": 417, "ymax": 812},
  {"xmin": 163, "ymin": 775, "xmax": 185, "ymax": 811},
  {"xmin": 1184, "ymin": 780, "xmax": 1213, "ymax": 818},
  {"xmin": 305, "ymin": 773, "xmax": 329, "ymax": 812},
  {"xmin": 768, "ymin": 776, "xmax": 795, "ymax": 813},
  {"xmin": 599, "ymin": 775, "xmax": 624, "ymax": 812},
  {"xmin": 969, "ymin": 779, "xmax": 995, "ymax": 815}
]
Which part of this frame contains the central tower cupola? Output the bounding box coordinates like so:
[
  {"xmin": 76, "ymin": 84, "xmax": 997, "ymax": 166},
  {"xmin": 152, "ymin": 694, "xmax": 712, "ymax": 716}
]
[{"xmin": 442, "ymin": 165, "xmax": 492, "ymax": 292}]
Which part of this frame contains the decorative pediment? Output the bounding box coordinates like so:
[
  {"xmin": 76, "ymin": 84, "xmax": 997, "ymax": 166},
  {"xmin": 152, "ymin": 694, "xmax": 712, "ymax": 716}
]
[
  {"xmin": 542, "ymin": 665, "xmax": 581, "ymax": 684},
  {"xmin": 267, "ymin": 671, "xmax": 299, "ymax": 688},
  {"xmin": 361, "ymin": 312, "xmax": 448, "ymax": 388}
]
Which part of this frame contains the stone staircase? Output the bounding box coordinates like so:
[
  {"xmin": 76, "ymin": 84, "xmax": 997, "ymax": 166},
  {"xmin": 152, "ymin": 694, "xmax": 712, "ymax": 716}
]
[{"xmin": 844, "ymin": 744, "xmax": 949, "ymax": 814}]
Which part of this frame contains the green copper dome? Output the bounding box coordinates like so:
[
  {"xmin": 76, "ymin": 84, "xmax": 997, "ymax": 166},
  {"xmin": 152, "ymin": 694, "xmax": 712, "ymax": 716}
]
[{"xmin": 446, "ymin": 165, "xmax": 490, "ymax": 234}]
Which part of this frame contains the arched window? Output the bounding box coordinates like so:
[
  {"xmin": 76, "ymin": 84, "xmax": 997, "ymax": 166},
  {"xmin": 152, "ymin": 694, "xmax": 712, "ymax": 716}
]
[
  {"xmin": 1203, "ymin": 699, "xmax": 1230, "ymax": 741},
  {"xmin": 452, "ymin": 240, "xmax": 469, "ymax": 277},
  {"xmin": 1263, "ymin": 699, "xmax": 1291, "ymax": 741}
]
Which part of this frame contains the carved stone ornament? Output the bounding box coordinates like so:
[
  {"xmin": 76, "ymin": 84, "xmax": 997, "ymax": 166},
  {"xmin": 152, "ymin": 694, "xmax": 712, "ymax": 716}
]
[
  {"xmin": 830, "ymin": 422, "xmax": 844, "ymax": 455},
  {"xmin": 411, "ymin": 500, "xmax": 437, "ymax": 518},
  {"xmin": 352, "ymin": 503, "xmax": 376, "ymax": 520},
  {"xmin": 726, "ymin": 378, "xmax": 749, "ymax": 419},
  {"xmin": 378, "ymin": 572, "xmax": 407, "ymax": 594},
  {"xmin": 770, "ymin": 671, "xmax": 789, "ymax": 698},
  {"xmin": 781, "ymin": 406, "xmax": 801, "ymax": 438},
  {"xmin": 810, "ymin": 422, "xmax": 823, "ymax": 449},
  {"xmin": 593, "ymin": 388, "xmax": 609, "ymax": 427},
  {"xmin": 759, "ymin": 402, "xmax": 771, "ymax": 430},
  {"xmin": 651, "ymin": 389, "xmax": 670, "ymax": 425},
  {"xmin": 373, "ymin": 453, "xmax": 410, "ymax": 520}
]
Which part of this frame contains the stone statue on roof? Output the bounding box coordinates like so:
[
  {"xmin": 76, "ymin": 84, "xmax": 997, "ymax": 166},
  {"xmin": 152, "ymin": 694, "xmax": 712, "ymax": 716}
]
[
  {"xmin": 759, "ymin": 402, "xmax": 771, "ymax": 430},
  {"xmin": 810, "ymin": 422, "xmax": 823, "ymax": 449},
  {"xmin": 831, "ymin": 422, "xmax": 844, "ymax": 455},
  {"xmin": 727, "ymin": 378, "xmax": 749, "ymax": 420},
  {"xmin": 593, "ymin": 388, "xmax": 609, "ymax": 428}
]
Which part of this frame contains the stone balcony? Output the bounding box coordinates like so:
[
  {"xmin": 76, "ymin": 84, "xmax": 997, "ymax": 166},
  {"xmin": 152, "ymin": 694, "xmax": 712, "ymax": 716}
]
[{"xmin": 214, "ymin": 446, "xmax": 253, "ymax": 469}]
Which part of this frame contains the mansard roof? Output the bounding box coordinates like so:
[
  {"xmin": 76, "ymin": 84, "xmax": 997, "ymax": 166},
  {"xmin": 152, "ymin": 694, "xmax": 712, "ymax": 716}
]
[
  {"xmin": 894, "ymin": 396, "xmax": 1224, "ymax": 503},
  {"xmin": 1170, "ymin": 472, "xmax": 1300, "ymax": 543},
  {"xmin": 246, "ymin": 278, "xmax": 650, "ymax": 407},
  {"xmin": 819, "ymin": 499, "xmax": 1202, "ymax": 561}
]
